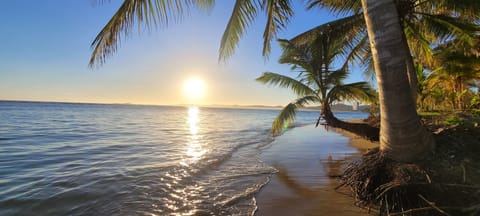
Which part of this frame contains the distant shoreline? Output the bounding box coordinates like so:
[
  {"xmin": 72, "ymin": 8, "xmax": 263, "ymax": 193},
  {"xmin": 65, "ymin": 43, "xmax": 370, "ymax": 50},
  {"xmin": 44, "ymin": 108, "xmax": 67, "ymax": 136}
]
[{"xmin": 0, "ymin": 100, "xmax": 368, "ymax": 112}]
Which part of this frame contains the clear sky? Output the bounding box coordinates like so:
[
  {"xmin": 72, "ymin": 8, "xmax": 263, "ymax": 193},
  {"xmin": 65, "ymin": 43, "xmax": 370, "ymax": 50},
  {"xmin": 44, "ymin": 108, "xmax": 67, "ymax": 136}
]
[{"xmin": 0, "ymin": 1, "xmax": 365, "ymax": 106}]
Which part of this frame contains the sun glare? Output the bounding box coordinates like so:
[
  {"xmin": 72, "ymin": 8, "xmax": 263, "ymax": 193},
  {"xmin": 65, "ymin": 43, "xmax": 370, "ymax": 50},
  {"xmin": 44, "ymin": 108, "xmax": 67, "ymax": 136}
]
[{"xmin": 183, "ymin": 78, "xmax": 206, "ymax": 102}]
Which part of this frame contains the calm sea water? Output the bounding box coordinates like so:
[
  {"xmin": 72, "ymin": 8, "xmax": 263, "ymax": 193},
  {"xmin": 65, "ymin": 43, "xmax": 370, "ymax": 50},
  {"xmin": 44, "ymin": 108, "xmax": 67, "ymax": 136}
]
[{"xmin": 0, "ymin": 101, "xmax": 367, "ymax": 215}]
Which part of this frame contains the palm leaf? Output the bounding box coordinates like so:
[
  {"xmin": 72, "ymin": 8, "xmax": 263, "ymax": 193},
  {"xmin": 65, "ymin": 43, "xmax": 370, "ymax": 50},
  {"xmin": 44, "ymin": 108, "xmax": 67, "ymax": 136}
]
[
  {"xmin": 325, "ymin": 69, "xmax": 348, "ymax": 87},
  {"xmin": 277, "ymin": 39, "xmax": 315, "ymax": 74},
  {"xmin": 403, "ymin": 20, "xmax": 434, "ymax": 66},
  {"xmin": 289, "ymin": 14, "xmax": 364, "ymax": 46},
  {"xmin": 305, "ymin": 0, "xmax": 361, "ymax": 16},
  {"xmin": 417, "ymin": 13, "xmax": 479, "ymax": 45},
  {"xmin": 327, "ymin": 82, "xmax": 376, "ymax": 105},
  {"xmin": 361, "ymin": 48, "xmax": 376, "ymax": 82},
  {"xmin": 219, "ymin": 0, "xmax": 259, "ymax": 61},
  {"xmin": 271, "ymin": 95, "xmax": 319, "ymax": 135},
  {"xmin": 427, "ymin": 0, "xmax": 480, "ymax": 20},
  {"xmin": 261, "ymin": 0, "xmax": 294, "ymax": 57},
  {"xmin": 256, "ymin": 72, "xmax": 316, "ymax": 96},
  {"xmin": 288, "ymin": 14, "xmax": 367, "ymax": 81},
  {"xmin": 339, "ymin": 33, "xmax": 369, "ymax": 72},
  {"xmin": 90, "ymin": 0, "xmax": 214, "ymax": 67}
]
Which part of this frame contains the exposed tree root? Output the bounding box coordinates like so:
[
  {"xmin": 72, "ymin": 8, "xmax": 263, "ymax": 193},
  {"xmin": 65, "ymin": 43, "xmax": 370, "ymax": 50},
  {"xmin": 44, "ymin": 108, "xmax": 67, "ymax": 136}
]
[{"xmin": 338, "ymin": 126, "xmax": 480, "ymax": 216}]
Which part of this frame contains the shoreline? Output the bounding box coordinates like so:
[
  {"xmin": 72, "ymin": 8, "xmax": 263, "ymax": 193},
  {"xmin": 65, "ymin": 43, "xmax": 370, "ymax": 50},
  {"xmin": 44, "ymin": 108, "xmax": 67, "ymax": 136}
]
[{"xmin": 254, "ymin": 123, "xmax": 378, "ymax": 215}]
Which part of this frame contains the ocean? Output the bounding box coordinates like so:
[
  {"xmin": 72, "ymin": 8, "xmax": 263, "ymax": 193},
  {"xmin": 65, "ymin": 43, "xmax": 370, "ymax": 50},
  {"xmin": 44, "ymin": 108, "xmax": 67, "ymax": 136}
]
[{"xmin": 0, "ymin": 101, "xmax": 368, "ymax": 215}]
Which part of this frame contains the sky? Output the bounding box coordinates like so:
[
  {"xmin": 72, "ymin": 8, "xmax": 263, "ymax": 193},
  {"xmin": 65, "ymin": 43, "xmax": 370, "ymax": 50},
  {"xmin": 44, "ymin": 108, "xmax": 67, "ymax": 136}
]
[{"xmin": 0, "ymin": 1, "xmax": 366, "ymax": 106}]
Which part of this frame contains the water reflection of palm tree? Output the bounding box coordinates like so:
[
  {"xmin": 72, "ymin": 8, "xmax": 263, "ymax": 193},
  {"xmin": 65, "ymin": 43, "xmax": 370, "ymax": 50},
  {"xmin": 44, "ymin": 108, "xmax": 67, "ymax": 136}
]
[
  {"xmin": 273, "ymin": 154, "xmax": 354, "ymax": 196},
  {"xmin": 274, "ymin": 164, "xmax": 316, "ymax": 198}
]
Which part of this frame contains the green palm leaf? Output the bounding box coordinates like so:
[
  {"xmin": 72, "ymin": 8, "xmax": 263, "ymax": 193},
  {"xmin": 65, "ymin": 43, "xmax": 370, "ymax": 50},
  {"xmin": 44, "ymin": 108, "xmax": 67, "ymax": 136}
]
[
  {"xmin": 220, "ymin": 0, "xmax": 294, "ymax": 60},
  {"xmin": 339, "ymin": 34, "xmax": 369, "ymax": 72},
  {"xmin": 427, "ymin": 0, "xmax": 480, "ymax": 20},
  {"xmin": 288, "ymin": 14, "xmax": 367, "ymax": 80},
  {"xmin": 403, "ymin": 20, "xmax": 434, "ymax": 65},
  {"xmin": 289, "ymin": 14, "xmax": 364, "ymax": 46},
  {"xmin": 219, "ymin": 0, "xmax": 259, "ymax": 61},
  {"xmin": 256, "ymin": 72, "xmax": 316, "ymax": 96},
  {"xmin": 305, "ymin": 0, "xmax": 361, "ymax": 16},
  {"xmin": 261, "ymin": 0, "xmax": 294, "ymax": 57},
  {"xmin": 277, "ymin": 39, "xmax": 315, "ymax": 73},
  {"xmin": 89, "ymin": 0, "xmax": 214, "ymax": 67},
  {"xmin": 327, "ymin": 82, "xmax": 376, "ymax": 105},
  {"xmin": 325, "ymin": 69, "xmax": 348, "ymax": 86},
  {"xmin": 271, "ymin": 95, "xmax": 319, "ymax": 135},
  {"xmin": 417, "ymin": 13, "xmax": 479, "ymax": 44}
]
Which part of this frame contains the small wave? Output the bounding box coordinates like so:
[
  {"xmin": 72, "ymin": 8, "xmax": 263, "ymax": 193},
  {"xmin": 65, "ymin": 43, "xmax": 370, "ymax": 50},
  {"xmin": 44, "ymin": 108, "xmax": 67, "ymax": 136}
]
[
  {"xmin": 185, "ymin": 138, "xmax": 270, "ymax": 177},
  {"xmin": 220, "ymin": 175, "xmax": 272, "ymax": 207}
]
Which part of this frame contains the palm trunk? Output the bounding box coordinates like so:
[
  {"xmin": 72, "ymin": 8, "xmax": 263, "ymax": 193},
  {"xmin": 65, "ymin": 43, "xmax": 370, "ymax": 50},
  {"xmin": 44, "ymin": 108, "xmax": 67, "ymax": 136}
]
[
  {"xmin": 321, "ymin": 102, "xmax": 335, "ymax": 122},
  {"xmin": 458, "ymin": 78, "xmax": 465, "ymax": 110},
  {"xmin": 401, "ymin": 32, "xmax": 419, "ymax": 105},
  {"xmin": 361, "ymin": 0, "xmax": 434, "ymax": 162}
]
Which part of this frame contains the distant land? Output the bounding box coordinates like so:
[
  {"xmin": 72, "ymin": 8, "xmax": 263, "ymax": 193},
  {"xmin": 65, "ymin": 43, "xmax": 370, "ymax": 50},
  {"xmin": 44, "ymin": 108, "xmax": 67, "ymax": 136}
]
[
  {"xmin": 300, "ymin": 104, "xmax": 370, "ymax": 112},
  {"xmin": 188, "ymin": 103, "xmax": 370, "ymax": 112}
]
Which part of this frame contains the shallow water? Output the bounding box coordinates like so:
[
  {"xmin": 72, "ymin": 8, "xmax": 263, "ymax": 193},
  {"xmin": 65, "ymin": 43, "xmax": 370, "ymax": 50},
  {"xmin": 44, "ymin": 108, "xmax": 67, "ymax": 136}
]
[
  {"xmin": 0, "ymin": 101, "xmax": 367, "ymax": 215},
  {"xmin": 256, "ymin": 125, "xmax": 370, "ymax": 216}
]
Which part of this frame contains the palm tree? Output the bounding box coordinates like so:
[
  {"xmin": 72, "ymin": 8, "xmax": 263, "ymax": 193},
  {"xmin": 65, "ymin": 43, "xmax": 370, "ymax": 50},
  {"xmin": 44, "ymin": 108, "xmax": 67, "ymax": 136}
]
[
  {"xmin": 306, "ymin": 0, "xmax": 480, "ymax": 97},
  {"xmin": 256, "ymin": 36, "xmax": 375, "ymax": 135},
  {"xmin": 358, "ymin": 0, "xmax": 436, "ymax": 162},
  {"xmin": 427, "ymin": 40, "xmax": 480, "ymax": 110},
  {"xmin": 89, "ymin": 0, "xmax": 478, "ymax": 162}
]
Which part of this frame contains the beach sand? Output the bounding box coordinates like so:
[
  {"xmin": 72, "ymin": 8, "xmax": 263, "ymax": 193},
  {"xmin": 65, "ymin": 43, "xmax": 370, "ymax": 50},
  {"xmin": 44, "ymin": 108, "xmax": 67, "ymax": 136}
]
[{"xmin": 255, "ymin": 124, "xmax": 378, "ymax": 215}]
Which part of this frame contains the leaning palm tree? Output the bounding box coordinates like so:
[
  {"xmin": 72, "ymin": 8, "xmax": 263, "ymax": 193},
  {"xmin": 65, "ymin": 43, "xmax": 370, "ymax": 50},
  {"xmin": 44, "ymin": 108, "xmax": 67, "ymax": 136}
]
[{"xmin": 257, "ymin": 34, "xmax": 376, "ymax": 136}]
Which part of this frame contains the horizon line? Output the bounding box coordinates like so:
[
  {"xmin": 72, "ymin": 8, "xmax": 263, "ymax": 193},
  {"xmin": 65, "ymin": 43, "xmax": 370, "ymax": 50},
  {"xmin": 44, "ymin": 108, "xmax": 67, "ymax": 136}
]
[{"xmin": 0, "ymin": 99, "xmax": 288, "ymax": 108}]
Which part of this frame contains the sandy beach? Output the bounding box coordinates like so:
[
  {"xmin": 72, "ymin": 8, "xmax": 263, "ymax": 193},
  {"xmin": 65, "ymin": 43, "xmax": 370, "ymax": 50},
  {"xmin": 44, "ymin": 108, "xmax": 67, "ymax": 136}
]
[{"xmin": 255, "ymin": 124, "xmax": 378, "ymax": 215}]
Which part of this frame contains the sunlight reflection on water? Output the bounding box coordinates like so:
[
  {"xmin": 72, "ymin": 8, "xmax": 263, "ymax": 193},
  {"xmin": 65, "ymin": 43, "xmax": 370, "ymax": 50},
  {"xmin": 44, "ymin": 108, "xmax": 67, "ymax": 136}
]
[
  {"xmin": 183, "ymin": 107, "xmax": 207, "ymax": 166},
  {"xmin": 188, "ymin": 107, "xmax": 199, "ymax": 135}
]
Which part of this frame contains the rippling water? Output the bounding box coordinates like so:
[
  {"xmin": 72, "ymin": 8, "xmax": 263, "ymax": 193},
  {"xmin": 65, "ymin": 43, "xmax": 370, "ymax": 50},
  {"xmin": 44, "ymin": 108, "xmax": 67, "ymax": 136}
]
[{"xmin": 0, "ymin": 101, "xmax": 367, "ymax": 215}]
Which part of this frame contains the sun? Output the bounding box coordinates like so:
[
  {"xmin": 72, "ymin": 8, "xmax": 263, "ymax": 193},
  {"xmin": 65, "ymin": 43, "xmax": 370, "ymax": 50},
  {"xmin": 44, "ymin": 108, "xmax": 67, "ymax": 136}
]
[{"xmin": 183, "ymin": 78, "xmax": 206, "ymax": 101}]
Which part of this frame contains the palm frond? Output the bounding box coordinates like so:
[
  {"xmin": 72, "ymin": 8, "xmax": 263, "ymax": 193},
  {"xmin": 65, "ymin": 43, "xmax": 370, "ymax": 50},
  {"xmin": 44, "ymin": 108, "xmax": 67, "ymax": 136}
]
[
  {"xmin": 288, "ymin": 14, "xmax": 367, "ymax": 78},
  {"xmin": 290, "ymin": 14, "xmax": 364, "ymax": 46},
  {"xmin": 427, "ymin": 0, "xmax": 480, "ymax": 20},
  {"xmin": 417, "ymin": 13, "xmax": 479, "ymax": 45},
  {"xmin": 262, "ymin": 0, "xmax": 294, "ymax": 57},
  {"xmin": 256, "ymin": 72, "xmax": 316, "ymax": 96},
  {"xmin": 325, "ymin": 69, "xmax": 348, "ymax": 86},
  {"xmin": 361, "ymin": 50, "xmax": 376, "ymax": 82},
  {"xmin": 432, "ymin": 43, "xmax": 480, "ymax": 79},
  {"xmin": 277, "ymin": 39, "xmax": 315, "ymax": 73},
  {"xmin": 403, "ymin": 20, "xmax": 434, "ymax": 66},
  {"xmin": 90, "ymin": 0, "xmax": 214, "ymax": 67},
  {"xmin": 219, "ymin": 0, "xmax": 259, "ymax": 61},
  {"xmin": 339, "ymin": 33, "xmax": 369, "ymax": 72},
  {"xmin": 271, "ymin": 95, "xmax": 319, "ymax": 135},
  {"xmin": 305, "ymin": 0, "xmax": 361, "ymax": 16},
  {"xmin": 327, "ymin": 82, "xmax": 376, "ymax": 104}
]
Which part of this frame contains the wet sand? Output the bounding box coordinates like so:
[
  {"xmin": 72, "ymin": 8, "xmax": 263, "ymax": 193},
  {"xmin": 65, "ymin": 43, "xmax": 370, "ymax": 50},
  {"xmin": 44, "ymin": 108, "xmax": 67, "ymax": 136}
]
[{"xmin": 255, "ymin": 124, "xmax": 378, "ymax": 215}]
